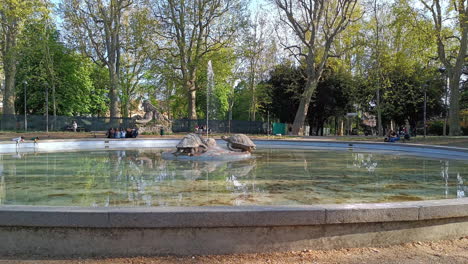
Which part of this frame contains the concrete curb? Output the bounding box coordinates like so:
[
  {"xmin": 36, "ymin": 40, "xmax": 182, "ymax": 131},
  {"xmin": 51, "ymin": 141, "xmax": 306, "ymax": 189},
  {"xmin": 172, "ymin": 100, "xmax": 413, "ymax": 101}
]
[{"xmin": 0, "ymin": 199, "xmax": 467, "ymax": 229}]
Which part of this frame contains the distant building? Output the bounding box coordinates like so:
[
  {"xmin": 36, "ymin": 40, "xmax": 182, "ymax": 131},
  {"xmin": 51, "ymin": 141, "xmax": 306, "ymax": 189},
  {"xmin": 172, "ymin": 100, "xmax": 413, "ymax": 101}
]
[{"xmin": 362, "ymin": 113, "xmax": 376, "ymax": 128}]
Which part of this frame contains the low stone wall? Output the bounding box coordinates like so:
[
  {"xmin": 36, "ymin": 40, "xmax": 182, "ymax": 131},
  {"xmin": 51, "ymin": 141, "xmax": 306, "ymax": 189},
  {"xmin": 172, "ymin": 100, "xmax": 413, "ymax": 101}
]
[{"xmin": 1, "ymin": 199, "xmax": 468, "ymax": 257}]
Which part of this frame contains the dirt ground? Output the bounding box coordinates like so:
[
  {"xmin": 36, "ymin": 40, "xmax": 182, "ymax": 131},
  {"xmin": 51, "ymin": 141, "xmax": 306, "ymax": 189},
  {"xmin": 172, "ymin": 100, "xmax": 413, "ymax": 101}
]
[
  {"xmin": 1, "ymin": 132, "xmax": 467, "ymax": 263},
  {"xmin": 1, "ymin": 237, "xmax": 467, "ymax": 264}
]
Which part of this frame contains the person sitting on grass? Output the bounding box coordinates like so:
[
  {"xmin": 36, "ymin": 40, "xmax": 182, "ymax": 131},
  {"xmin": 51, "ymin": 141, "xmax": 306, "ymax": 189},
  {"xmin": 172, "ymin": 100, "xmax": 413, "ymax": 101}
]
[
  {"xmin": 384, "ymin": 130, "xmax": 400, "ymax": 143},
  {"xmin": 404, "ymin": 133, "xmax": 410, "ymax": 141},
  {"xmin": 126, "ymin": 128, "xmax": 133, "ymax": 138},
  {"xmin": 106, "ymin": 128, "xmax": 115, "ymax": 138},
  {"xmin": 132, "ymin": 128, "xmax": 139, "ymax": 138}
]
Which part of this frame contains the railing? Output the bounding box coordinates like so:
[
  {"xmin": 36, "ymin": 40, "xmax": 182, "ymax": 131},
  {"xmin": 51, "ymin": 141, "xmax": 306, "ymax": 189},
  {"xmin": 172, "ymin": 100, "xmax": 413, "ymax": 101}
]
[
  {"xmin": 0, "ymin": 114, "xmax": 133, "ymax": 132},
  {"xmin": 172, "ymin": 119, "xmax": 268, "ymax": 134},
  {"xmin": 0, "ymin": 114, "xmax": 269, "ymax": 134}
]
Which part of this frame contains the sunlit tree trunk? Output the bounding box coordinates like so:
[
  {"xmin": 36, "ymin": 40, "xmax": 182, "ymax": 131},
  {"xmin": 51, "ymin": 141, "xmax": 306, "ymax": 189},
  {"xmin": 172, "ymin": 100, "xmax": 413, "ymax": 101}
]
[{"xmin": 420, "ymin": 0, "xmax": 468, "ymax": 135}]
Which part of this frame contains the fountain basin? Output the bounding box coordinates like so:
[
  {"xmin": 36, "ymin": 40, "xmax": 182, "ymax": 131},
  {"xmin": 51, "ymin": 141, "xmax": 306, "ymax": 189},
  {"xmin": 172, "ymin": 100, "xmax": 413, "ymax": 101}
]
[{"xmin": 0, "ymin": 138, "xmax": 467, "ymax": 257}]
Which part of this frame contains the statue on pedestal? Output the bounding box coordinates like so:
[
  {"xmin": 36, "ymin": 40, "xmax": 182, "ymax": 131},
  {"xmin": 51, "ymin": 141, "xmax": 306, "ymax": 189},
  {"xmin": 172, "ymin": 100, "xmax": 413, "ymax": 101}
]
[{"xmin": 133, "ymin": 100, "xmax": 172, "ymax": 134}]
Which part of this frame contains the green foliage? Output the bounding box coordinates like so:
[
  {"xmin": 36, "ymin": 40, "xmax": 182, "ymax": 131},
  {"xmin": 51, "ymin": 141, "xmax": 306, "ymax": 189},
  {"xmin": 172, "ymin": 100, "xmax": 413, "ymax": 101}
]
[
  {"xmin": 2, "ymin": 0, "xmax": 462, "ymax": 132},
  {"xmin": 196, "ymin": 47, "xmax": 236, "ymax": 120},
  {"xmin": 308, "ymin": 68, "xmax": 355, "ymax": 132},
  {"xmin": 118, "ymin": 4, "xmax": 158, "ymax": 118},
  {"xmin": 14, "ymin": 22, "xmax": 108, "ymax": 116},
  {"xmin": 231, "ymin": 80, "xmax": 253, "ymax": 121},
  {"xmin": 88, "ymin": 65, "xmax": 110, "ymax": 116},
  {"xmin": 262, "ymin": 62, "xmax": 353, "ymax": 128},
  {"xmin": 354, "ymin": 63, "xmax": 444, "ymax": 131},
  {"xmin": 262, "ymin": 63, "xmax": 304, "ymax": 123}
]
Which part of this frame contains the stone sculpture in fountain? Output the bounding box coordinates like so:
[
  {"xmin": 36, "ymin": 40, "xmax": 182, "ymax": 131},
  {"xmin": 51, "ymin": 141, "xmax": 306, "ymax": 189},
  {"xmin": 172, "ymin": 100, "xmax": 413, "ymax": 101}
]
[
  {"xmin": 163, "ymin": 133, "xmax": 256, "ymax": 161},
  {"xmin": 133, "ymin": 100, "xmax": 172, "ymax": 134}
]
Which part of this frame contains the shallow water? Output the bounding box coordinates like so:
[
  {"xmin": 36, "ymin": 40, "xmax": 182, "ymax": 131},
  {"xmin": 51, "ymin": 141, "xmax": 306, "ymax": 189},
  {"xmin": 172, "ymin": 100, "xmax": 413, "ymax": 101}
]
[{"xmin": 0, "ymin": 148, "xmax": 466, "ymax": 206}]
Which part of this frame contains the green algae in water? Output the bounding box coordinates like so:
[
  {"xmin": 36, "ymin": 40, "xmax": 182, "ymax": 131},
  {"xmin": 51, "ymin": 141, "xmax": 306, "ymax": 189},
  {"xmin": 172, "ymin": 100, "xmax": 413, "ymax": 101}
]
[{"xmin": 0, "ymin": 148, "xmax": 466, "ymax": 206}]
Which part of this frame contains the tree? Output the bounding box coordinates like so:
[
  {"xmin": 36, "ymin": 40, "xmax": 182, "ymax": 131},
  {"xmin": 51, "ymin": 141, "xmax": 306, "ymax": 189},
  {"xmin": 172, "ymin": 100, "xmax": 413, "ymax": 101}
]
[
  {"xmin": 150, "ymin": 0, "xmax": 247, "ymax": 119},
  {"xmin": 240, "ymin": 11, "xmax": 277, "ymax": 121},
  {"xmin": 0, "ymin": 0, "xmax": 43, "ymax": 118},
  {"xmin": 61, "ymin": 0, "xmax": 133, "ymax": 118},
  {"xmin": 119, "ymin": 3, "xmax": 158, "ymax": 118},
  {"xmin": 367, "ymin": 0, "xmax": 387, "ymax": 136},
  {"xmin": 379, "ymin": 67, "xmax": 444, "ymax": 135},
  {"xmin": 348, "ymin": 0, "xmax": 439, "ymax": 135},
  {"xmin": 264, "ymin": 62, "xmax": 353, "ymax": 135},
  {"xmin": 196, "ymin": 47, "xmax": 237, "ymax": 120},
  {"xmin": 308, "ymin": 68, "xmax": 353, "ymax": 136},
  {"xmin": 418, "ymin": 0, "xmax": 468, "ymax": 135},
  {"xmin": 15, "ymin": 22, "xmax": 108, "ymax": 117},
  {"xmin": 87, "ymin": 65, "xmax": 110, "ymax": 116},
  {"xmin": 273, "ymin": 0, "xmax": 360, "ymax": 135},
  {"xmin": 263, "ymin": 63, "xmax": 305, "ymax": 124}
]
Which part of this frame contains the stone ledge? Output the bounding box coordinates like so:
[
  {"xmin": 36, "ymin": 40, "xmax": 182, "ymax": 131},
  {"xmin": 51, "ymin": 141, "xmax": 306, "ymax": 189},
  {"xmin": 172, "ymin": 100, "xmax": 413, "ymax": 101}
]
[
  {"xmin": 418, "ymin": 199, "xmax": 468, "ymax": 219},
  {"xmin": 323, "ymin": 203, "xmax": 419, "ymax": 224},
  {"xmin": 1, "ymin": 199, "xmax": 467, "ymax": 228}
]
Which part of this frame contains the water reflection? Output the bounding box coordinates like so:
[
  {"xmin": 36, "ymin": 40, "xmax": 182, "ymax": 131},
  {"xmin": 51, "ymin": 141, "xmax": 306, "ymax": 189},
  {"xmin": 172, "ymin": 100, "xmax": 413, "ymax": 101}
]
[
  {"xmin": 352, "ymin": 153, "xmax": 378, "ymax": 173},
  {"xmin": 0, "ymin": 149, "xmax": 466, "ymax": 206},
  {"xmin": 441, "ymin": 160, "xmax": 450, "ymax": 198}
]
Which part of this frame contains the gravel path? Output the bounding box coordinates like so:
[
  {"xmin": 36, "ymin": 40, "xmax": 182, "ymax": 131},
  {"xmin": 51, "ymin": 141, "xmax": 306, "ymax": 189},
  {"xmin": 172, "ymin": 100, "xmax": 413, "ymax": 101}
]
[{"xmin": 0, "ymin": 237, "xmax": 467, "ymax": 264}]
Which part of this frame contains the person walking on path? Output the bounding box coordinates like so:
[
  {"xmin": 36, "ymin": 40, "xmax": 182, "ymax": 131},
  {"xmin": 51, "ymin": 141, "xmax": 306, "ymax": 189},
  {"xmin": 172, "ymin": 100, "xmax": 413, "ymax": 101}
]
[{"xmin": 72, "ymin": 121, "xmax": 78, "ymax": 132}]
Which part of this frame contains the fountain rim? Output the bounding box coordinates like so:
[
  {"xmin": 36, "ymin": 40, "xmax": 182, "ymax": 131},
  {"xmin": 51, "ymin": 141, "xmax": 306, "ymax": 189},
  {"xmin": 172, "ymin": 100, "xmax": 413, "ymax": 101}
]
[{"xmin": 0, "ymin": 138, "xmax": 467, "ymax": 229}]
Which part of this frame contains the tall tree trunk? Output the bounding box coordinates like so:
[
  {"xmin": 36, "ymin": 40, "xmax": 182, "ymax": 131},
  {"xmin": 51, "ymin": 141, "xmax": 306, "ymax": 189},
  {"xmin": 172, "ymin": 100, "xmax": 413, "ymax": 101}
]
[
  {"xmin": 376, "ymin": 86, "xmax": 383, "ymax": 136},
  {"xmin": 186, "ymin": 70, "xmax": 197, "ymax": 119},
  {"xmin": 448, "ymin": 73, "xmax": 461, "ymax": 135},
  {"xmin": 2, "ymin": 30, "xmax": 17, "ymax": 118},
  {"xmin": 2, "ymin": 60, "xmax": 16, "ymax": 116},
  {"xmin": 292, "ymin": 78, "xmax": 317, "ymax": 135},
  {"xmin": 108, "ymin": 63, "xmax": 119, "ymax": 118},
  {"xmin": 188, "ymin": 87, "xmax": 197, "ymax": 120},
  {"xmin": 447, "ymin": 17, "xmax": 467, "ymax": 136},
  {"xmin": 121, "ymin": 98, "xmax": 129, "ymax": 118},
  {"xmin": 52, "ymin": 81, "xmax": 56, "ymax": 130}
]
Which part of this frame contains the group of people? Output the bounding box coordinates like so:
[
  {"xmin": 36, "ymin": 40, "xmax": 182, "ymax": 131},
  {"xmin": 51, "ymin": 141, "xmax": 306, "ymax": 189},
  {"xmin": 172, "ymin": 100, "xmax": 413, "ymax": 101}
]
[
  {"xmin": 106, "ymin": 127, "xmax": 139, "ymax": 139},
  {"xmin": 12, "ymin": 136, "xmax": 39, "ymax": 144},
  {"xmin": 384, "ymin": 128, "xmax": 410, "ymax": 143},
  {"xmin": 194, "ymin": 125, "xmax": 211, "ymax": 133}
]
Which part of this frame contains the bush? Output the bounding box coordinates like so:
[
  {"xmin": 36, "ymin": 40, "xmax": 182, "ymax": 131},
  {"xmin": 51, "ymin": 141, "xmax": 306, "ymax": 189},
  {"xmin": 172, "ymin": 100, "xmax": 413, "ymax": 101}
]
[
  {"xmin": 427, "ymin": 121, "xmax": 448, "ymax": 136},
  {"xmin": 462, "ymin": 126, "xmax": 468, "ymax": 136}
]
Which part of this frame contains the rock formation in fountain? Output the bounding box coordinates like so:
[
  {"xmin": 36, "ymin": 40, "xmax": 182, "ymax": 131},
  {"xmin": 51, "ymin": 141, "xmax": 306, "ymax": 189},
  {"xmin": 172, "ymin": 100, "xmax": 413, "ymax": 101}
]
[
  {"xmin": 133, "ymin": 100, "xmax": 172, "ymax": 134},
  {"xmin": 221, "ymin": 134, "xmax": 256, "ymax": 152},
  {"xmin": 163, "ymin": 134, "xmax": 255, "ymax": 161},
  {"xmin": 174, "ymin": 133, "xmax": 208, "ymax": 156}
]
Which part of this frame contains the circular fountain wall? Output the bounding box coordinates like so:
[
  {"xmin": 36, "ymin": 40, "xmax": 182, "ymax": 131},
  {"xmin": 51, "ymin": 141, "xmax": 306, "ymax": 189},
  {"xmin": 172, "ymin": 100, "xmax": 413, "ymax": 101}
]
[{"xmin": 0, "ymin": 138, "xmax": 467, "ymax": 257}]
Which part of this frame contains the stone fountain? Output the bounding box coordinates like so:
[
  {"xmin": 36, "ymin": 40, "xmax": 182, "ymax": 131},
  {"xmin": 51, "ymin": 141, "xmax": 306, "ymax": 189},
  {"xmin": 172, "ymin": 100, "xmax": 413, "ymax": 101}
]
[
  {"xmin": 162, "ymin": 133, "xmax": 255, "ymax": 161},
  {"xmin": 133, "ymin": 100, "xmax": 172, "ymax": 134}
]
